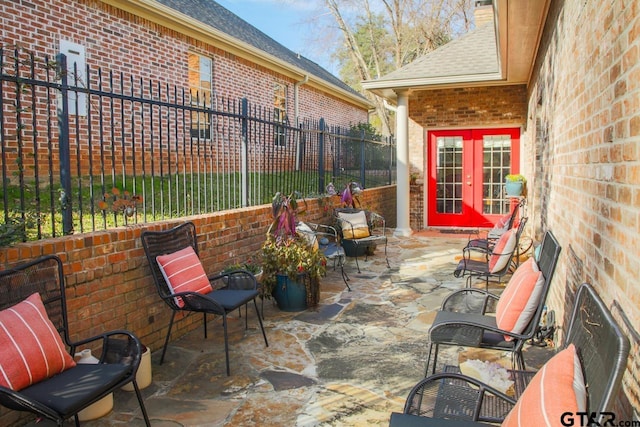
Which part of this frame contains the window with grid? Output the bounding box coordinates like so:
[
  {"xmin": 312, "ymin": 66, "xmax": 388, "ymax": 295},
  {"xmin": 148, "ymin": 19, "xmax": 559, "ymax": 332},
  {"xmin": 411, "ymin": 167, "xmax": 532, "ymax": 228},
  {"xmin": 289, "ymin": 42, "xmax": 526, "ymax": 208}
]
[
  {"xmin": 274, "ymin": 82, "xmax": 287, "ymax": 146},
  {"xmin": 482, "ymin": 135, "xmax": 512, "ymax": 214},
  {"xmin": 188, "ymin": 53, "xmax": 212, "ymax": 139}
]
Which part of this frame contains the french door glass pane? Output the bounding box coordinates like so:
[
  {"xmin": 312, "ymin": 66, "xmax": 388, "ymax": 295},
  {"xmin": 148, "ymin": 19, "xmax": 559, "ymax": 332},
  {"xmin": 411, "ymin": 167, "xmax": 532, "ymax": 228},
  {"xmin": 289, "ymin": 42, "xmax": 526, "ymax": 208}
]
[
  {"xmin": 482, "ymin": 135, "xmax": 511, "ymax": 214},
  {"xmin": 436, "ymin": 137, "xmax": 463, "ymax": 214}
]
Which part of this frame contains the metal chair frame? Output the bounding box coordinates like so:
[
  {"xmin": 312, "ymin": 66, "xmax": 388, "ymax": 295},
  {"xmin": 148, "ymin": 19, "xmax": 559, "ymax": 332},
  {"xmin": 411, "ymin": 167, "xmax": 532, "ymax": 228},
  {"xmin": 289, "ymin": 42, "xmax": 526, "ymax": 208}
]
[
  {"xmin": 141, "ymin": 221, "xmax": 268, "ymax": 376},
  {"xmin": 0, "ymin": 255, "xmax": 150, "ymax": 426}
]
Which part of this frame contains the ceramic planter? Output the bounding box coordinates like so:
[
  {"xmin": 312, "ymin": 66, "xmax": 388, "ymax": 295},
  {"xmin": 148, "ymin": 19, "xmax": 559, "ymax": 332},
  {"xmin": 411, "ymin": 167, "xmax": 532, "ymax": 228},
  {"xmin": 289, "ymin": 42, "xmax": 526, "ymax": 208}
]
[
  {"xmin": 272, "ymin": 274, "xmax": 307, "ymax": 312},
  {"xmin": 505, "ymin": 181, "xmax": 524, "ymax": 197}
]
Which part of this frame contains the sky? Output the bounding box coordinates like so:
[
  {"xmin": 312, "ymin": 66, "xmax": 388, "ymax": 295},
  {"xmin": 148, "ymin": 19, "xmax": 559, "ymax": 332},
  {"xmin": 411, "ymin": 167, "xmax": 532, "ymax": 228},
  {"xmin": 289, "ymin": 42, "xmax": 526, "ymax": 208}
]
[{"xmin": 216, "ymin": 0, "xmax": 339, "ymax": 74}]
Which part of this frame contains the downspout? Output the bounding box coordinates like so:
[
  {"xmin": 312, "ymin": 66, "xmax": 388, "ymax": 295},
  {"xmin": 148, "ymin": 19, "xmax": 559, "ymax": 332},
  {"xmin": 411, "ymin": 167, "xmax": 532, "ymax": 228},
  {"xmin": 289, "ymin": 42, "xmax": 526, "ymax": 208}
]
[
  {"xmin": 294, "ymin": 74, "xmax": 309, "ymax": 170},
  {"xmin": 294, "ymin": 74, "xmax": 309, "ymax": 125}
]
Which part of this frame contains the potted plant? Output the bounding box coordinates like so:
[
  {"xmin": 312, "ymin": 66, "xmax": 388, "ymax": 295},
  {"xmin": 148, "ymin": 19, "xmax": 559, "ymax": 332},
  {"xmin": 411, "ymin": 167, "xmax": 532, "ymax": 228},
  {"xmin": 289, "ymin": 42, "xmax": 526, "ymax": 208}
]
[
  {"xmin": 261, "ymin": 191, "xmax": 326, "ymax": 311},
  {"xmin": 505, "ymin": 174, "xmax": 526, "ymax": 197}
]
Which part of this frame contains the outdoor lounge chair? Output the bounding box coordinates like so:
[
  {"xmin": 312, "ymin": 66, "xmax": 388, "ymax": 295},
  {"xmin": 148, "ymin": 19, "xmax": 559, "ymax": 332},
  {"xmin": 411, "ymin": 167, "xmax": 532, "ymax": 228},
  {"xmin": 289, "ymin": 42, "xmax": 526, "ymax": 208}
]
[
  {"xmin": 453, "ymin": 217, "xmax": 528, "ymax": 290},
  {"xmin": 141, "ymin": 221, "xmax": 268, "ymax": 376},
  {"xmin": 389, "ymin": 283, "xmax": 631, "ymax": 426},
  {"xmin": 464, "ymin": 198, "xmax": 526, "ymax": 252},
  {"xmin": 426, "ymin": 231, "xmax": 561, "ymax": 375},
  {"xmin": 335, "ymin": 207, "xmax": 389, "ymax": 273},
  {"xmin": 0, "ymin": 255, "xmax": 151, "ymax": 426},
  {"xmin": 299, "ymin": 221, "xmax": 350, "ymax": 290}
]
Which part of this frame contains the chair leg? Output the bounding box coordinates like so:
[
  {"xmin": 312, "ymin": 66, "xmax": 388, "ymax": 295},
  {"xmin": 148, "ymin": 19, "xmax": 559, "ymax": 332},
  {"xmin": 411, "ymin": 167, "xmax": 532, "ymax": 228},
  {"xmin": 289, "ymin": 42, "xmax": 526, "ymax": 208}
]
[
  {"xmin": 222, "ymin": 313, "xmax": 231, "ymax": 376},
  {"xmin": 383, "ymin": 242, "xmax": 390, "ymax": 268},
  {"xmin": 253, "ymin": 298, "xmax": 269, "ymax": 347},
  {"xmin": 245, "ymin": 303, "xmax": 249, "ymax": 329},
  {"xmin": 131, "ymin": 379, "xmax": 152, "ymax": 426},
  {"xmin": 203, "ymin": 312, "xmax": 208, "ymax": 339},
  {"xmin": 354, "ymin": 253, "xmax": 362, "ymax": 273},
  {"xmin": 425, "ymin": 342, "xmax": 439, "ymax": 376},
  {"xmin": 160, "ymin": 311, "xmax": 177, "ymax": 365}
]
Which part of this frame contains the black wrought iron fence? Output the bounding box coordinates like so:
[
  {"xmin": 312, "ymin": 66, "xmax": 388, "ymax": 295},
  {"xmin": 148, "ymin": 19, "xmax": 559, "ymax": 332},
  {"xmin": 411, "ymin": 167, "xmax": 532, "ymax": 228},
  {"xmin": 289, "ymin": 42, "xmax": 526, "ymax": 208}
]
[{"xmin": 0, "ymin": 48, "xmax": 395, "ymax": 244}]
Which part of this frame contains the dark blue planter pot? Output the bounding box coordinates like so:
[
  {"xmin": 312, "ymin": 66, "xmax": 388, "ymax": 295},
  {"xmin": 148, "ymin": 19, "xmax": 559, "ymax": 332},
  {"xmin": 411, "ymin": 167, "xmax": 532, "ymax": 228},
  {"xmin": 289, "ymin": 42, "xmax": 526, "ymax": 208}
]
[{"xmin": 273, "ymin": 274, "xmax": 307, "ymax": 312}]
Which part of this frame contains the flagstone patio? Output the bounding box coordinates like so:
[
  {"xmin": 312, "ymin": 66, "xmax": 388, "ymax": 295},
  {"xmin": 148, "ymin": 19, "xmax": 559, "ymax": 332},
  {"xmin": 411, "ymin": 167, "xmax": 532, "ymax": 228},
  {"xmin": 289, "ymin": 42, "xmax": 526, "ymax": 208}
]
[{"xmin": 27, "ymin": 232, "xmax": 552, "ymax": 426}]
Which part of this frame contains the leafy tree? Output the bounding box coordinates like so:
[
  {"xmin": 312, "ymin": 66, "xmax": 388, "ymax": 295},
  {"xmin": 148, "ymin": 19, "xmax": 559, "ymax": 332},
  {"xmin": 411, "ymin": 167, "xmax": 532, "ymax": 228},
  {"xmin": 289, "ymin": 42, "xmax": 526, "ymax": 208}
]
[{"xmin": 322, "ymin": 0, "xmax": 474, "ymax": 136}]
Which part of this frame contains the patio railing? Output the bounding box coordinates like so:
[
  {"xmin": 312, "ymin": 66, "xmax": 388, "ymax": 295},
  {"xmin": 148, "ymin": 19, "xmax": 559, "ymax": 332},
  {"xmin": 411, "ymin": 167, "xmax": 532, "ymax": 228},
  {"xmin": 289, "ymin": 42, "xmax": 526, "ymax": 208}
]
[{"xmin": 0, "ymin": 48, "xmax": 395, "ymax": 243}]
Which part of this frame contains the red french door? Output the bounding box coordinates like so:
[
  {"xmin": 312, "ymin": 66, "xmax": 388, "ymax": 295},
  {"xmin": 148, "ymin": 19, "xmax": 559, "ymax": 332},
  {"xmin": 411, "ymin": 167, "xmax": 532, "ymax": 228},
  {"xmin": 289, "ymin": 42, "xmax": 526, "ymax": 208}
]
[{"xmin": 427, "ymin": 128, "xmax": 520, "ymax": 227}]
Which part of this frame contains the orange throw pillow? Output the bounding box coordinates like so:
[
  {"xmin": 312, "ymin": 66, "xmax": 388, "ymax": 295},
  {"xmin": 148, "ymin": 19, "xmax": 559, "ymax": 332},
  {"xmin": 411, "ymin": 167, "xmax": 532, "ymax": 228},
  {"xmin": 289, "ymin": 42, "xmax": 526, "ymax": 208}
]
[
  {"xmin": 489, "ymin": 229, "xmax": 517, "ymax": 272},
  {"xmin": 157, "ymin": 246, "xmax": 213, "ymax": 308},
  {"xmin": 0, "ymin": 293, "xmax": 76, "ymax": 390},
  {"xmin": 495, "ymin": 258, "xmax": 544, "ymax": 340},
  {"xmin": 501, "ymin": 344, "xmax": 586, "ymax": 427}
]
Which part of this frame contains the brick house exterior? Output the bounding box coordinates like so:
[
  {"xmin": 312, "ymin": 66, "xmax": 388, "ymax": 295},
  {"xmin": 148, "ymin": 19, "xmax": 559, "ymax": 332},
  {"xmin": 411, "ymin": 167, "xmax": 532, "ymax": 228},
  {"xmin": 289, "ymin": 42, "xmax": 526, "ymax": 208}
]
[
  {"xmin": 0, "ymin": 0, "xmax": 370, "ymax": 182},
  {"xmin": 365, "ymin": 0, "xmax": 640, "ymax": 419},
  {"xmin": 1, "ymin": 0, "xmax": 369, "ymax": 123}
]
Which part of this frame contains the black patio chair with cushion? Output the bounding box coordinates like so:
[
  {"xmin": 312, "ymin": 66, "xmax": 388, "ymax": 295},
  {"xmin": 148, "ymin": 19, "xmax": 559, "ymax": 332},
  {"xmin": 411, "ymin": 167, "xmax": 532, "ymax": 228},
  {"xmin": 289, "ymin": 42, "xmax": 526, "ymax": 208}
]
[
  {"xmin": 464, "ymin": 198, "xmax": 526, "ymax": 252},
  {"xmin": 141, "ymin": 221, "xmax": 268, "ymax": 376},
  {"xmin": 453, "ymin": 217, "xmax": 529, "ymax": 290},
  {"xmin": 426, "ymin": 230, "xmax": 561, "ymax": 375},
  {"xmin": 389, "ymin": 283, "xmax": 630, "ymax": 426},
  {"xmin": 298, "ymin": 221, "xmax": 350, "ymax": 290},
  {"xmin": 0, "ymin": 255, "xmax": 150, "ymax": 427},
  {"xmin": 335, "ymin": 207, "xmax": 389, "ymax": 273}
]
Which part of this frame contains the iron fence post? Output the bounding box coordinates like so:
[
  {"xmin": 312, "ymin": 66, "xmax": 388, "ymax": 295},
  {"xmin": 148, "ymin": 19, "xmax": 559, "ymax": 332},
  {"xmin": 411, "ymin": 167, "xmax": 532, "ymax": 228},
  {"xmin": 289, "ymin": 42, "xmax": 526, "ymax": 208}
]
[
  {"xmin": 241, "ymin": 97, "xmax": 248, "ymax": 207},
  {"xmin": 57, "ymin": 54, "xmax": 74, "ymax": 235},
  {"xmin": 360, "ymin": 129, "xmax": 366, "ymax": 188},
  {"xmin": 318, "ymin": 118, "xmax": 325, "ymax": 194}
]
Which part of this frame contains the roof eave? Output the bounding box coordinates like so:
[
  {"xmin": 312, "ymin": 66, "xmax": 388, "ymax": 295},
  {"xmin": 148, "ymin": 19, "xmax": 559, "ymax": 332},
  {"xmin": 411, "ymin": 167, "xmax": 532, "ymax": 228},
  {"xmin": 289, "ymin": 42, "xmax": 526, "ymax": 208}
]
[
  {"xmin": 362, "ymin": 72, "xmax": 508, "ymax": 101},
  {"xmin": 101, "ymin": 0, "xmax": 373, "ymax": 109}
]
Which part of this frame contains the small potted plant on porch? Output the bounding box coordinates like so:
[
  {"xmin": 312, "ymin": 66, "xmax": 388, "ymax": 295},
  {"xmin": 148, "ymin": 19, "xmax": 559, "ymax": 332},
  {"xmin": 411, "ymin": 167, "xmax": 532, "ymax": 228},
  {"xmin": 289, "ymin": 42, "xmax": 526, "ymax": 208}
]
[
  {"xmin": 261, "ymin": 191, "xmax": 326, "ymax": 311},
  {"xmin": 505, "ymin": 174, "xmax": 527, "ymax": 197}
]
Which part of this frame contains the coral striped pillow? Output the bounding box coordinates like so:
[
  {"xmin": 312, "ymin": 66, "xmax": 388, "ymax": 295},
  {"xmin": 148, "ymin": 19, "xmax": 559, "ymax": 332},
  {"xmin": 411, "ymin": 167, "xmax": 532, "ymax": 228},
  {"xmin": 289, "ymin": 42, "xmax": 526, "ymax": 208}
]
[
  {"xmin": 0, "ymin": 292, "xmax": 76, "ymax": 391},
  {"xmin": 488, "ymin": 229, "xmax": 517, "ymax": 272},
  {"xmin": 502, "ymin": 344, "xmax": 586, "ymax": 427},
  {"xmin": 156, "ymin": 246, "xmax": 213, "ymax": 308},
  {"xmin": 495, "ymin": 258, "xmax": 545, "ymax": 340}
]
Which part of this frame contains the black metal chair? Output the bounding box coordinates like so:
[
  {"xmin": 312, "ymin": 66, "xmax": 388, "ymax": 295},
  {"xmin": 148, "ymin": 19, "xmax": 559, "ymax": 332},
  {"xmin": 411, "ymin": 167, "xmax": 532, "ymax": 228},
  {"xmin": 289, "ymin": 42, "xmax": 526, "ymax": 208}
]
[
  {"xmin": 335, "ymin": 207, "xmax": 389, "ymax": 273},
  {"xmin": 0, "ymin": 255, "xmax": 150, "ymax": 427},
  {"xmin": 464, "ymin": 198, "xmax": 526, "ymax": 252},
  {"xmin": 390, "ymin": 283, "xmax": 631, "ymax": 426},
  {"xmin": 426, "ymin": 231, "xmax": 561, "ymax": 375},
  {"xmin": 141, "ymin": 221, "xmax": 268, "ymax": 376},
  {"xmin": 453, "ymin": 217, "xmax": 529, "ymax": 290},
  {"xmin": 300, "ymin": 221, "xmax": 350, "ymax": 290}
]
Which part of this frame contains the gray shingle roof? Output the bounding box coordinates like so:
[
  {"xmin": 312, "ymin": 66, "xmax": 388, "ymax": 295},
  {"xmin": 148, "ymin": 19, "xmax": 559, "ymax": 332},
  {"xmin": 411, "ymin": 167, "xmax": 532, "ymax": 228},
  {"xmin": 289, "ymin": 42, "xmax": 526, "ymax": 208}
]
[
  {"xmin": 155, "ymin": 0, "xmax": 365, "ymax": 100},
  {"xmin": 363, "ymin": 23, "xmax": 500, "ymax": 88}
]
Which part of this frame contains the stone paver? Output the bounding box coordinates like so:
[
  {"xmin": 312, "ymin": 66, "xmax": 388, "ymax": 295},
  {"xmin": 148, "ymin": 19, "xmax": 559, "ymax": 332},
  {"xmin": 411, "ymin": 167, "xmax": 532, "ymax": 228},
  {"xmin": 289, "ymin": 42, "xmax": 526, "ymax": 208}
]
[{"xmin": 27, "ymin": 232, "xmax": 552, "ymax": 426}]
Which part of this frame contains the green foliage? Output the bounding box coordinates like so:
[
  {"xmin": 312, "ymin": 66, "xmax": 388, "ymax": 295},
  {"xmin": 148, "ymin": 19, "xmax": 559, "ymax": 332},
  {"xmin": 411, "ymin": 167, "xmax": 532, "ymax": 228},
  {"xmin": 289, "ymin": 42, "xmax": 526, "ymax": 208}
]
[
  {"xmin": 505, "ymin": 174, "xmax": 526, "ymax": 183},
  {"xmin": 261, "ymin": 191, "xmax": 326, "ymax": 298}
]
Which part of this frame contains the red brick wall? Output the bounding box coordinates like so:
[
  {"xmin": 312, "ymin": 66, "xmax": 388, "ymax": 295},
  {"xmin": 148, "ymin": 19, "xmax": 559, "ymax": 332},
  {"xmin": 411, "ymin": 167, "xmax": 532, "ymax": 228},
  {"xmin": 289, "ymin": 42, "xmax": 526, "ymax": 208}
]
[
  {"xmin": 0, "ymin": 184, "xmax": 395, "ymax": 424},
  {"xmin": 0, "ymin": 0, "xmax": 368, "ymax": 180},
  {"xmin": 522, "ymin": 0, "xmax": 640, "ymax": 417},
  {"xmin": 406, "ymin": 85, "xmax": 527, "ymax": 192}
]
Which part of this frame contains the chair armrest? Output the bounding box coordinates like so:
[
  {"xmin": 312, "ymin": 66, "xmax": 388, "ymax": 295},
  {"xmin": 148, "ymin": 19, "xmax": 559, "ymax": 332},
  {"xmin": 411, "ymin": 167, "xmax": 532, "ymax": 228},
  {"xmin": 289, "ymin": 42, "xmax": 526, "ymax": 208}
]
[
  {"xmin": 403, "ymin": 372, "xmax": 517, "ymax": 422},
  {"xmin": 71, "ymin": 330, "xmax": 143, "ymax": 367},
  {"xmin": 210, "ymin": 270, "xmax": 258, "ymax": 291},
  {"xmin": 430, "ymin": 312, "xmax": 535, "ymax": 346},
  {"xmin": 440, "ymin": 289, "xmax": 500, "ymax": 314},
  {"xmin": 171, "ymin": 290, "xmax": 227, "ymax": 313},
  {"xmin": 369, "ymin": 212, "xmax": 386, "ymax": 235}
]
